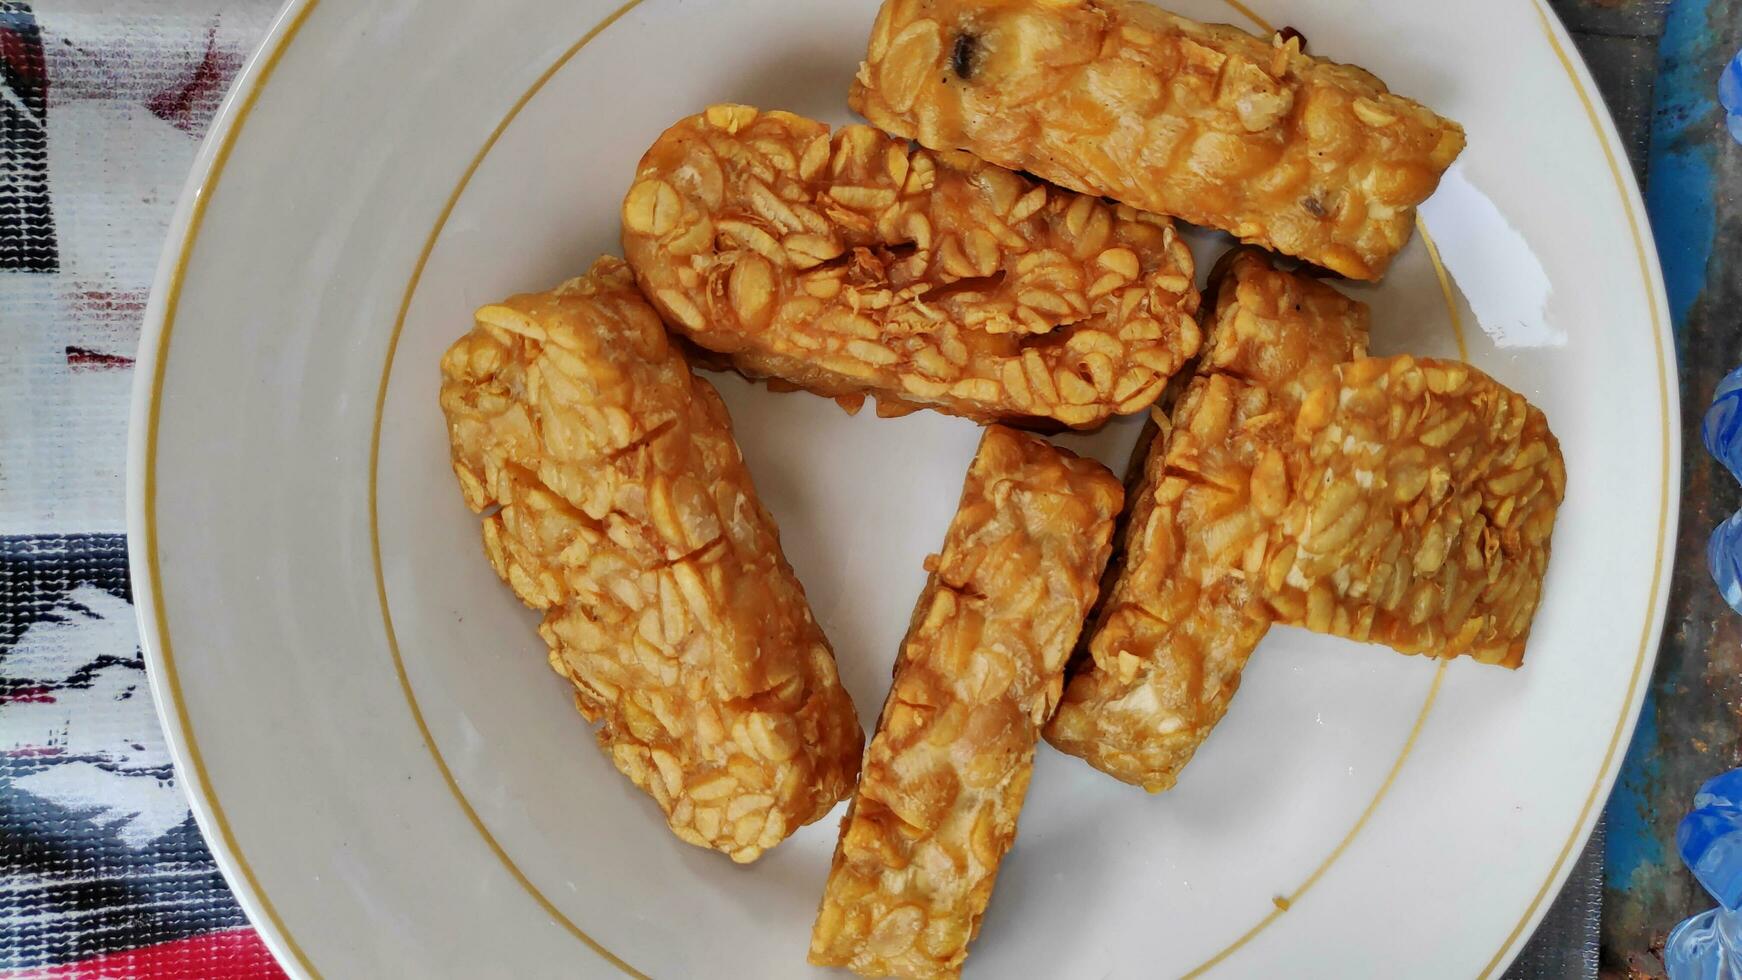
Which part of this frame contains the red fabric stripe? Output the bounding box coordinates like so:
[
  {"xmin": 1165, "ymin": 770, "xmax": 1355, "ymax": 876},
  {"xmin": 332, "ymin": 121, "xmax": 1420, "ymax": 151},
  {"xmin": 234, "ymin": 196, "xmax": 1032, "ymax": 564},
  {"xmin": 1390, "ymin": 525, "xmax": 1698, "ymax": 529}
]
[
  {"xmin": 63, "ymin": 346, "xmax": 135, "ymax": 371},
  {"xmin": 16, "ymin": 928, "xmax": 287, "ymax": 979}
]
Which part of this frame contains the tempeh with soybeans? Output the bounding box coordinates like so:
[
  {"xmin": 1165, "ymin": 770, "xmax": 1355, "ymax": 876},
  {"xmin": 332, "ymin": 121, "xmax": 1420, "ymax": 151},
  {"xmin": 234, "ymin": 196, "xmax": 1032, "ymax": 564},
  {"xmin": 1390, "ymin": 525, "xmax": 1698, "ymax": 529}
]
[
  {"xmin": 810, "ymin": 425, "xmax": 1122, "ymax": 978},
  {"xmin": 850, "ymin": 0, "xmax": 1466, "ymax": 280},
  {"xmin": 1255, "ymin": 355, "xmax": 1566, "ymax": 667},
  {"xmin": 438, "ymin": 256, "xmax": 863, "ymax": 863},
  {"xmin": 621, "ymin": 104, "xmax": 1201, "ymax": 429},
  {"xmin": 1044, "ymin": 249, "xmax": 1369, "ymax": 791}
]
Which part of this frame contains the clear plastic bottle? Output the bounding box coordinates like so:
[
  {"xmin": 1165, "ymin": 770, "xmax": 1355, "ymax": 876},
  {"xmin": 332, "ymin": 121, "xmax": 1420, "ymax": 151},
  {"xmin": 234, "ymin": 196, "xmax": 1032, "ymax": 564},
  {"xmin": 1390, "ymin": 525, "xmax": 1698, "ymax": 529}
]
[{"xmin": 1667, "ymin": 770, "xmax": 1742, "ymax": 977}]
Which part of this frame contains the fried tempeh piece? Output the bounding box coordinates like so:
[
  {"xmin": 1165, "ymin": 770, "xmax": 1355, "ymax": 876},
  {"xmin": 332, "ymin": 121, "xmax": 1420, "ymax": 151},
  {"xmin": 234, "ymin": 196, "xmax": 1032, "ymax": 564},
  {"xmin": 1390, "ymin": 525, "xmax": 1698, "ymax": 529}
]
[
  {"xmin": 1045, "ymin": 250, "xmax": 1368, "ymax": 790},
  {"xmin": 1256, "ymin": 355, "xmax": 1566, "ymax": 667},
  {"xmin": 810, "ymin": 426, "xmax": 1122, "ymax": 978},
  {"xmin": 439, "ymin": 256, "xmax": 862, "ymax": 863},
  {"xmin": 850, "ymin": 0, "xmax": 1466, "ymax": 280},
  {"xmin": 621, "ymin": 104, "xmax": 1201, "ymax": 429}
]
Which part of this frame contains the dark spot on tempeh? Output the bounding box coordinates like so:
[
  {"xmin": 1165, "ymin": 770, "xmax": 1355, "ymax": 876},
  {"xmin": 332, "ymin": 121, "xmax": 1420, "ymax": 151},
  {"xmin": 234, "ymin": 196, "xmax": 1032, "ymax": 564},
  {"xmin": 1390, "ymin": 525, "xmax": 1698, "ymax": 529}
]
[
  {"xmin": 951, "ymin": 33, "xmax": 979, "ymax": 79},
  {"xmin": 919, "ymin": 269, "xmax": 1007, "ymax": 303}
]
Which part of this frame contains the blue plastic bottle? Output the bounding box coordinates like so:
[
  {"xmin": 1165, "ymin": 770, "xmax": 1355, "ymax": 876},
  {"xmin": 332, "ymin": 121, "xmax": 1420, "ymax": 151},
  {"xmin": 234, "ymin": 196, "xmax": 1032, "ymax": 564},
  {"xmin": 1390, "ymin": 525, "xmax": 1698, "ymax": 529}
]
[
  {"xmin": 1721, "ymin": 46, "xmax": 1742, "ymax": 146},
  {"xmin": 1702, "ymin": 366, "xmax": 1742, "ymax": 614},
  {"xmin": 1667, "ymin": 770, "xmax": 1742, "ymax": 977},
  {"xmin": 1666, "ymin": 44, "xmax": 1742, "ymax": 980}
]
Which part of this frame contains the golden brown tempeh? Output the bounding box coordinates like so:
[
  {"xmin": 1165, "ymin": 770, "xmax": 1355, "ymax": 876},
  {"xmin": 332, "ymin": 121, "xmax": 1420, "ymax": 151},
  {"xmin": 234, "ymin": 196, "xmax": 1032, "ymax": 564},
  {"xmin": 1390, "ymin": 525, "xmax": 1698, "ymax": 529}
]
[
  {"xmin": 439, "ymin": 256, "xmax": 862, "ymax": 862},
  {"xmin": 810, "ymin": 425, "xmax": 1122, "ymax": 978},
  {"xmin": 621, "ymin": 104, "xmax": 1201, "ymax": 429},
  {"xmin": 850, "ymin": 0, "xmax": 1466, "ymax": 280},
  {"xmin": 1256, "ymin": 355, "xmax": 1566, "ymax": 667},
  {"xmin": 1045, "ymin": 249, "xmax": 1369, "ymax": 790}
]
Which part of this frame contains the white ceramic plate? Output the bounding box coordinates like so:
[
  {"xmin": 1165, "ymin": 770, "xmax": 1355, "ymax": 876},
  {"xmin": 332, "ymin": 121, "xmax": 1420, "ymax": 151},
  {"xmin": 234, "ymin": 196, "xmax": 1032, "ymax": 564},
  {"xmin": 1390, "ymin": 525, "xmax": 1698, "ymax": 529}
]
[{"xmin": 127, "ymin": 0, "xmax": 1677, "ymax": 976}]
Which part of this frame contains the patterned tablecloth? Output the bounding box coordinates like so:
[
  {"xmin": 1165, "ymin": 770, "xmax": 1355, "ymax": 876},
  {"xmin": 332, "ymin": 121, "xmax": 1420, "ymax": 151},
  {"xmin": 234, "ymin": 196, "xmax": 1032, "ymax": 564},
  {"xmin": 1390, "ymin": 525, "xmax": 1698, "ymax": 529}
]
[{"xmin": 0, "ymin": 0, "xmax": 1699, "ymax": 976}]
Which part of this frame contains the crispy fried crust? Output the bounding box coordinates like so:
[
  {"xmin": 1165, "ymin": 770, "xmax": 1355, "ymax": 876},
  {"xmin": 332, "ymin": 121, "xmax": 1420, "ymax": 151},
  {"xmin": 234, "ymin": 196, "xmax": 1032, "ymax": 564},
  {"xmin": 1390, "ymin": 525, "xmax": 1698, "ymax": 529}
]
[
  {"xmin": 438, "ymin": 256, "xmax": 863, "ymax": 862},
  {"xmin": 850, "ymin": 0, "xmax": 1466, "ymax": 280},
  {"xmin": 1257, "ymin": 355, "xmax": 1566, "ymax": 667},
  {"xmin": 809, "ymin": 426, "xmax": 1122, "ymax": 978},
  {"xmin": 621, "ymin": 104, "xmax": 1201, "ymax": 429},
  {"xmin": 1045, "ymin": 250, "xmax": 1369, "ymax": 790}
]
